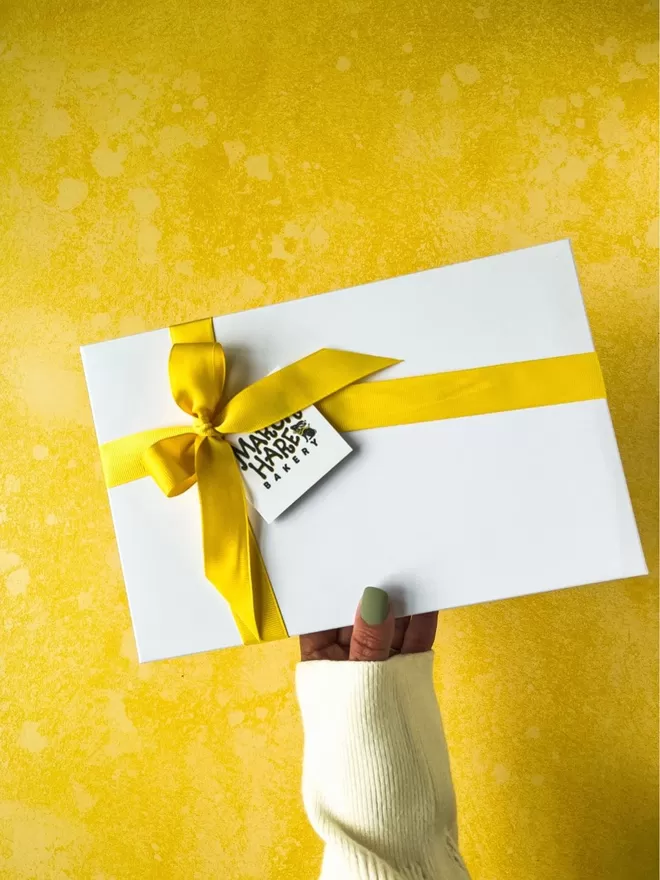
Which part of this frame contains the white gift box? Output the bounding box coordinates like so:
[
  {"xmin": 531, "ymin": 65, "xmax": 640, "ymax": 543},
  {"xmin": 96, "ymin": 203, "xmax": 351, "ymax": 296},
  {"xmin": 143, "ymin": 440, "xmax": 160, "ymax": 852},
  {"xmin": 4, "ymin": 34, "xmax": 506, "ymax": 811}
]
[{"xmin": 81, "ymin": 240, "xmax": 647, "ymax": 662}]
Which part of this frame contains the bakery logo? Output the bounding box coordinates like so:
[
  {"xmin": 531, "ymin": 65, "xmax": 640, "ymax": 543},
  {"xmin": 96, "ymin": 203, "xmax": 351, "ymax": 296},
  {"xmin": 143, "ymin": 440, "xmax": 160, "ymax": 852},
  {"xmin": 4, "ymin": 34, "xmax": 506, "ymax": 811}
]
[
  {"xmin": 290, "ymin": 420, "xmax": 317, "ymax": 443},
  {"xmin": 229, "ymin": 412, "xmax": 319, "ymax": 490}
]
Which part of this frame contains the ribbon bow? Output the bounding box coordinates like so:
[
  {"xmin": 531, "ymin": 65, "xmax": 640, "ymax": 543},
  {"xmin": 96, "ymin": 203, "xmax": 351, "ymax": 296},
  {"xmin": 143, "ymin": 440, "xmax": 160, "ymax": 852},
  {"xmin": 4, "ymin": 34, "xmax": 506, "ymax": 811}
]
[
  {"xmin": 100, "ymin": 316, "xmax": 606, "ymax": 645},
  {"xmin": 103, "ymin": 318, "xmax": 398, "ymax": 643}
]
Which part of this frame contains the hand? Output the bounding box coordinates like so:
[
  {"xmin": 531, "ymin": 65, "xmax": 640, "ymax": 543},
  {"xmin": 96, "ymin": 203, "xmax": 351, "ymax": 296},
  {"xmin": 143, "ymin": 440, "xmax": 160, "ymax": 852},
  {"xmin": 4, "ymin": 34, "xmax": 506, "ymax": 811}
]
[{"xmin": 299, "ymin": 587, "xmax": 438, "ymax": 661}]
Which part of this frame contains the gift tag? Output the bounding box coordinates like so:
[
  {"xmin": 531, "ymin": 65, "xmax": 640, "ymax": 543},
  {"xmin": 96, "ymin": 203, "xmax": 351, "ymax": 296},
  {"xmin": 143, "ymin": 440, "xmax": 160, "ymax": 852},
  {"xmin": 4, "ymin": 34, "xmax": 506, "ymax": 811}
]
[{"xmin": 225, "ymin": 406, "xmax": 352, "ymax": 523}]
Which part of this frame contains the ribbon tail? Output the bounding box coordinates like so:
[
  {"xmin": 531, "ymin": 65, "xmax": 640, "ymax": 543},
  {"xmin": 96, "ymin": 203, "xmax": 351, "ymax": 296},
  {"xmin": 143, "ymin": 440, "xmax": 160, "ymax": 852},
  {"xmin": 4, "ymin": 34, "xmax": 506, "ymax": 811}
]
[
  {"xmin": 247, "ymin": 520, "xmax": 289, "ymax": 642},
  {"xmin": 218, "ymin": 349, "xmax": 400, "ymax": 434},
  {"xmin": 196, "ymin": 437, "xmax": 287, "ymax": 643}
]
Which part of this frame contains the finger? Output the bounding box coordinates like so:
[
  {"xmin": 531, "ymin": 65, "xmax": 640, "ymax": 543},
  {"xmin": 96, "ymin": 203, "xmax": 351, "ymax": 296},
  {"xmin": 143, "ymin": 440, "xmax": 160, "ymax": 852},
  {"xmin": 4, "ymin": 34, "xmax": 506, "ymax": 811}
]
[
  {"xmin": 349, "ymin": 587, "xmax": 394, "ymax": 661},
  {"xmin": 300, "ymin": 629, "xmax": 343, "ymax": 661},
  {"xmin": 391, "ymin": 615, "xmax": 411, "ymax": 653},
  {"xmin": 400, "ymin": 611, "xmax": 438, "ymax": 655},
  {"xmin": 301, "ymin": 642, "xmax": 347, "ymax": 661},
  {"xmin": 337, "ymin": 625, "xmax": 353, "ymax": 648}
]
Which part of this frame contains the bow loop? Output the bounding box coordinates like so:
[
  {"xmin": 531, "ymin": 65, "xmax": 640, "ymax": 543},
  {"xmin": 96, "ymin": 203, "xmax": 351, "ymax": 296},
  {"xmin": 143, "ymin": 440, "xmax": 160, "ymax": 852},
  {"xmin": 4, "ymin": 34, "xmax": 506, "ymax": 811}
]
[
  {"xmin": 143, "ymin": 433, "xmax": 198, "ymax": 497},
  {"xmin": 169, "ymin": 341, "xmax": 226, "ymax": 421}
]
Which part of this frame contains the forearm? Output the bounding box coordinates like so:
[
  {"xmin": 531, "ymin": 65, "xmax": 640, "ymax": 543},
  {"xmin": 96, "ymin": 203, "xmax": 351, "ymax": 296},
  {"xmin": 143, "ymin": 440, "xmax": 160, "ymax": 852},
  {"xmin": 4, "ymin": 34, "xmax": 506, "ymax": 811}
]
[{"xmin": 296, "ymin": 652, "xmax": 470, "ymax": 880}]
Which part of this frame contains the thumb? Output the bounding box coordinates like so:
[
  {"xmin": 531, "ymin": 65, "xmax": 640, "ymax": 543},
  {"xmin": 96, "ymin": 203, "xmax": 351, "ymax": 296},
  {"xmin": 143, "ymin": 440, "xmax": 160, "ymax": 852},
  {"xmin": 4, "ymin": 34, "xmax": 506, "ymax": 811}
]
[{"xmin": 349, "ymin": 587, "xmax": 394, "ymax": 661}]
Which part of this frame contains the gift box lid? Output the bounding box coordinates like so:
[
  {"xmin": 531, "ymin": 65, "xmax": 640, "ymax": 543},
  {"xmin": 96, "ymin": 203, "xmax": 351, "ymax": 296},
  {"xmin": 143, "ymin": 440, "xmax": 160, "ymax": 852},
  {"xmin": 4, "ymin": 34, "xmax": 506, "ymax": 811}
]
[{"xmin": 81, "ymin": 240, "xmax": 647, "ymax": 662}]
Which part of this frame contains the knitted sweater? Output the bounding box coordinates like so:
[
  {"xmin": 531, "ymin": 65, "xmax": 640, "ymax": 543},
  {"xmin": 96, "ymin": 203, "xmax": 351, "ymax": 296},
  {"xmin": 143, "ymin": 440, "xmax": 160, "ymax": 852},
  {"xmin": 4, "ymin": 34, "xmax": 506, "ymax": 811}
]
[{"xmin": 296, "ymin": 651, "xmax": 470, "ymax": 880}]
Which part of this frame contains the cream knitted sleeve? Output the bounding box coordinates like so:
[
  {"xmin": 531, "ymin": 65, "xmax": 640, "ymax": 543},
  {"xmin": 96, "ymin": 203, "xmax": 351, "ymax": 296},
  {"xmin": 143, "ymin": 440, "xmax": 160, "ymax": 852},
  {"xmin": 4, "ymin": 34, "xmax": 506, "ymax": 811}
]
[{"xmin": 296, "ymin": 651, "xmax": 470, "ymax": 880}]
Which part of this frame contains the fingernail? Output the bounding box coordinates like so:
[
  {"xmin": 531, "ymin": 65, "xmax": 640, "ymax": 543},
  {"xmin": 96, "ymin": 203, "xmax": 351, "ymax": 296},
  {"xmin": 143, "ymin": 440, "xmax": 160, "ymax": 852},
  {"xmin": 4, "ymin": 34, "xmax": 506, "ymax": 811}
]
[{"xmin": 360, "ymin": 587, "xmax": 389, "ymax": 625}]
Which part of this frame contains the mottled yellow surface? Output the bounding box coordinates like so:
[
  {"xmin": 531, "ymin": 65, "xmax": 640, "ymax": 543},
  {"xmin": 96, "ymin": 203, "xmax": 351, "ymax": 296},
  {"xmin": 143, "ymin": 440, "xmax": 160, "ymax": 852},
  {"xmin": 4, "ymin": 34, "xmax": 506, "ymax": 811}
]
[{"xmin": 0, "ymin": 1, "xmax": 657, "ymax": 878}]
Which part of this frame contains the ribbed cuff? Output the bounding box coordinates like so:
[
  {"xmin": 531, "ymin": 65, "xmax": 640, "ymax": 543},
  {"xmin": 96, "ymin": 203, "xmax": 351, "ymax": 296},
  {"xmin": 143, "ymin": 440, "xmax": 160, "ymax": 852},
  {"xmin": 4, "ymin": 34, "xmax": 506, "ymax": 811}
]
[{"xmin": 296, "ymin": 653, "xmax": 468, "ymax": 880}]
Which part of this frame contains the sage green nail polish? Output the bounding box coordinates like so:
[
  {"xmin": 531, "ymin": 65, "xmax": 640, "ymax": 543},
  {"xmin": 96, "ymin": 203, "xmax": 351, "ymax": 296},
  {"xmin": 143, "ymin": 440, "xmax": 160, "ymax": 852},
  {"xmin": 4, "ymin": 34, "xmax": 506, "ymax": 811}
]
[{"xmin": 360, "ymin": 587, "xmax": 389, "ymax": 625}]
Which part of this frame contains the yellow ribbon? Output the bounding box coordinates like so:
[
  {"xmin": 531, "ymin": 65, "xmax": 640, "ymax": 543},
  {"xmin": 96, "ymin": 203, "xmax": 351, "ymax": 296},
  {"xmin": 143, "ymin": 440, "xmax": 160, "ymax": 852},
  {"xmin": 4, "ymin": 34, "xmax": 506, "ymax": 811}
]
[
  {"xmin": 102, "ymin": 318, "xmax": 399, "ymax": 643},
  {"xmin": 100, "ymin": 317, "xmax": 606, "ymax": 644}
]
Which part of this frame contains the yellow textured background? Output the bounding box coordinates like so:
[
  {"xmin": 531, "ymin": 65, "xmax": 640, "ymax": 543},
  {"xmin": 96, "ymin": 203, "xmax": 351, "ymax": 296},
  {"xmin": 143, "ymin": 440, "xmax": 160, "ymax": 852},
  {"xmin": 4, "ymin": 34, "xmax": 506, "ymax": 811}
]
[{"xmin": 0, "ymin": 1, "xmax": 657, "ymax": 878}]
